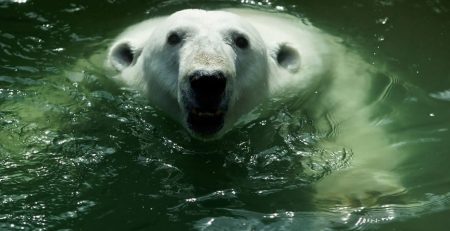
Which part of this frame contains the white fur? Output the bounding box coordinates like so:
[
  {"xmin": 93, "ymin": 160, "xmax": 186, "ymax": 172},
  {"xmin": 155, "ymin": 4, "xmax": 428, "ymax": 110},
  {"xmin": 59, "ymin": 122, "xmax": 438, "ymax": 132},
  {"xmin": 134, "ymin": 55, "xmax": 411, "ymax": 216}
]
[
  {"xmin": 108, "ymin": 8, "xmax": 405, "ymax": 205},
  {"xmin": 108, "ymin": 9, "xmax": 337, "ymax": 137}
]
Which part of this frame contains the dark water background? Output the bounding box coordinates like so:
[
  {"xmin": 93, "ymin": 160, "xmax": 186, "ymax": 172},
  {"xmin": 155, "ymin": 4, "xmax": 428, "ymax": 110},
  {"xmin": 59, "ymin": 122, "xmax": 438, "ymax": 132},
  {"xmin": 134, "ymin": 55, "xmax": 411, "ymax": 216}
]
[{"xmin": 1, "ymin": 0, "xmax": 450, "ymax": 230}]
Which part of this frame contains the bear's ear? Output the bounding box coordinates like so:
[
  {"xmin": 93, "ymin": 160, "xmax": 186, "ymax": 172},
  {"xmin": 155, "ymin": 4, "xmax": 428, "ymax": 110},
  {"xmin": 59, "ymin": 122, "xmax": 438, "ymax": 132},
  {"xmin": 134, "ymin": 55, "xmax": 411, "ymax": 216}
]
[
  {"xmin": 108, "ymin": 41, "xmax": 142, "ymax": 71},
  {"xmin": 272, "ymin": 43, "xmax": 301, "ymax": 73}
]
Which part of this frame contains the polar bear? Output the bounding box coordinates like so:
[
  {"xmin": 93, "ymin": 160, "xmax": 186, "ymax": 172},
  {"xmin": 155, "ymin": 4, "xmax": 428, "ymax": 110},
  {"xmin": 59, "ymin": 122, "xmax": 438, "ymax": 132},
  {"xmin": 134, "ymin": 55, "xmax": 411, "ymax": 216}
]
[{"xmin": 108, "ymin": 8, "xmax": 405, "ymax": 205}]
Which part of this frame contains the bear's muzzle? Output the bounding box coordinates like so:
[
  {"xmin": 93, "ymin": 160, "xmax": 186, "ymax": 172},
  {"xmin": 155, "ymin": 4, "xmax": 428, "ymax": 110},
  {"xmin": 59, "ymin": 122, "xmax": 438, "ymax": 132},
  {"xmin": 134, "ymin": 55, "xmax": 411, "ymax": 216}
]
[{"xmin": 183, "ymin": 70, "xmax": 229, "ymax": 136}]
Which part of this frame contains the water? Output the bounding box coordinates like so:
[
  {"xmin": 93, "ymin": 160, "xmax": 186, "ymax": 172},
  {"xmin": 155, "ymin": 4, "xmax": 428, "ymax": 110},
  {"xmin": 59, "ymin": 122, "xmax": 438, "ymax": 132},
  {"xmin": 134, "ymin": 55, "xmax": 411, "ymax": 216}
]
[{"xmin": 1, "ymin": 0, "xmax": 449, "ymax": 230}]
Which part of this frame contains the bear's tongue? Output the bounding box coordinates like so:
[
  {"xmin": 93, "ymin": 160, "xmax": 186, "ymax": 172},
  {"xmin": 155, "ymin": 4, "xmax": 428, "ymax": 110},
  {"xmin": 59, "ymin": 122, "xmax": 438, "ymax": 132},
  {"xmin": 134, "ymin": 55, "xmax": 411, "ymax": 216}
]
[{"xmin": 187, "ymin": 109, "xmax": 224, "ymax": 136}]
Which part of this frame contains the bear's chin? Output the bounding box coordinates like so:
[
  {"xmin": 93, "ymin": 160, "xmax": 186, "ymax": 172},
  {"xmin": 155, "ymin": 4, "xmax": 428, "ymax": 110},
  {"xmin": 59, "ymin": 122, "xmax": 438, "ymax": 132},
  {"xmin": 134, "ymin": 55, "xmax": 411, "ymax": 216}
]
[{"xmin": 186, "ymin": 111, "xmax": 225, "ymax": 138}]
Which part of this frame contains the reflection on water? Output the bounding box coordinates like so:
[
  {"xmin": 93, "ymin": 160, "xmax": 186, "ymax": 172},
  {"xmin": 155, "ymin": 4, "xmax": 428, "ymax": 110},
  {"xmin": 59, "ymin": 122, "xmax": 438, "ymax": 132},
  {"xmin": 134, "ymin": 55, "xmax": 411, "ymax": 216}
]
[{"xmin": 1, "ymin": 0, "xmax": 450, "ymax": 230}]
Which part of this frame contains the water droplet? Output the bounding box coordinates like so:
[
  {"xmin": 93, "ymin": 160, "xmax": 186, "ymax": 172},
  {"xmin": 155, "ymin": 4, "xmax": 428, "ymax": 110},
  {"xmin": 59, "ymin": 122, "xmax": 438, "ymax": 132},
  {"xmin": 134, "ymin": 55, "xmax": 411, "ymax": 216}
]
[
  {"xmin": 206, "ymin": 218, "xmax": 215, "ymax": 226},
  {"xmin": 285, "ymin": 211, "xmax": 295, "ymax": 217},
  {"xmin": 186, "ymin": 198, "xmax": 197, "ymax": 202},
  {"xmin": 275, "ymin": 6, "xmax": 285, "ymax": 11},
  {"xmin": 376, "ymin": 17, "xmax": 389, "ymax": 25},
  {"xmin": 41, "ymin": 24, "xmax": 54, "ymax": 30}
]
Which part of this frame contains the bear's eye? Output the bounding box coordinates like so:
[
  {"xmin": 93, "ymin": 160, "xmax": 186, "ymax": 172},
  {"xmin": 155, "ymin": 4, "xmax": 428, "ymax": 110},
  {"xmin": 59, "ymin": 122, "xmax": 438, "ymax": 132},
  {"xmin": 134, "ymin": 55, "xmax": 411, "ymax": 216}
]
[
  {"xmin": 234, "ymin": 35, "xmax": 249, "ymax": 49},
  {"xmin": 167, "ymin": 32, "xmax": 182, "ymax": 46}
]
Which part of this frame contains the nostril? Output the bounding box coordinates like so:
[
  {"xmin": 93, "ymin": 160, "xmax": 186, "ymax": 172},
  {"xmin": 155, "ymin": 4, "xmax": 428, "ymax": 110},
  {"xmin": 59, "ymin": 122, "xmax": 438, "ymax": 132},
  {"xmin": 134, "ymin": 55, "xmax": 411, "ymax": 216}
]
[{"xmin": 189, "ymin": 71, "xmax": 227, "ymax": 109}]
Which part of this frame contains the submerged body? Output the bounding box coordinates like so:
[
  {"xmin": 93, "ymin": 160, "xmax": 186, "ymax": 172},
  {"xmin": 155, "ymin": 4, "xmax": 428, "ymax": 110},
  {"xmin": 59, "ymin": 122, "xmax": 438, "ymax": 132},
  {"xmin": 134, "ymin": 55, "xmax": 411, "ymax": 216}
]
[{"xmin": 108, "ymin": 8, "xmax": 405, "ymax": 204}]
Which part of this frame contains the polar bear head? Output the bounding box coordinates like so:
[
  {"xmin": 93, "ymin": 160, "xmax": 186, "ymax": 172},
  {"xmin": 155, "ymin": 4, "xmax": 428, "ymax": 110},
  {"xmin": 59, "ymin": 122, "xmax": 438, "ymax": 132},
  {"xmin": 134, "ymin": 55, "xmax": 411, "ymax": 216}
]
[{"xmin": 109, "ymin": 9, "xmax": 301, "ymax": 139}]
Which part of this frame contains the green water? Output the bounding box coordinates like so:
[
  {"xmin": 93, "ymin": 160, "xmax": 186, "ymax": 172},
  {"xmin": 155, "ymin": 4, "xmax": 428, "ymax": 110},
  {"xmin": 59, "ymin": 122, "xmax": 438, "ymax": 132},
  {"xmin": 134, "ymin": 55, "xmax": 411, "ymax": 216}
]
[{"xmin": 1, "ymin": 0, "xmax": 450, "ymax": 230}]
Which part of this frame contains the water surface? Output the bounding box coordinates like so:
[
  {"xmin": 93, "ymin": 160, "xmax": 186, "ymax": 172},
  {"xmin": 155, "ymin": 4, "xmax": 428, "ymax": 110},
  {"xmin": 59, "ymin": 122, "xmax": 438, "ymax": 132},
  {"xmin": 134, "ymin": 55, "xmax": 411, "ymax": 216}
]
[{"xmin": 1, "ymin": 0, "xmax": 450, "ymax": 230}]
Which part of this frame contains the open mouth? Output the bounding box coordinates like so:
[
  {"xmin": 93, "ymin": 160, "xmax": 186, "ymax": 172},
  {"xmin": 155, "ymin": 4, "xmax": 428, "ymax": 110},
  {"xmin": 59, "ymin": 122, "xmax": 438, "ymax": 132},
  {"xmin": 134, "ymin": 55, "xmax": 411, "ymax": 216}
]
[
  {"xmin": 187, "ymin": 108, "xmax": 225, "ymax": 136},
  {"xmin": 182, "ymin": 70, "xmax": 229, "ymax": 136}
]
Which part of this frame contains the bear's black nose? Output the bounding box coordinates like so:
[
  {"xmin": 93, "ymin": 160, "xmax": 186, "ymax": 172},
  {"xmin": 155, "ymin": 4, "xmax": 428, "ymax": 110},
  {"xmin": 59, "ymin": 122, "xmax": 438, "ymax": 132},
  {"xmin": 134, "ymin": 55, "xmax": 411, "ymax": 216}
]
[{"xmin": 189, "ymin": 70, "xmax": 226, "ymax": 110}]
